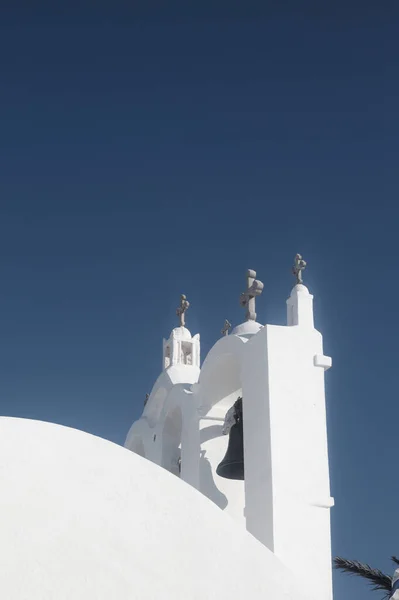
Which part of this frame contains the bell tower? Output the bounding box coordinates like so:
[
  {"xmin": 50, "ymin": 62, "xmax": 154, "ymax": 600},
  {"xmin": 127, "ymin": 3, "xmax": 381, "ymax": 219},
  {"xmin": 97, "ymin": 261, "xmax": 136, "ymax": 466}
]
[
  {"xmin": 240, "ymin": 255, "xmax": 333, "ymax": 600},
  {"xmin": 194, "ymin": 269, "xmax": 265, "ymax": 528},
  {"xmin": 125, "ymin": 293, "xmax": 200, "ymax": 483},
  {"xmin": 125, "ymin": 258, "xmax": 334, "ymax": 600},
  {"xmin": 162, "ymin": 294, "xmax": 200, "ymax": 370}
]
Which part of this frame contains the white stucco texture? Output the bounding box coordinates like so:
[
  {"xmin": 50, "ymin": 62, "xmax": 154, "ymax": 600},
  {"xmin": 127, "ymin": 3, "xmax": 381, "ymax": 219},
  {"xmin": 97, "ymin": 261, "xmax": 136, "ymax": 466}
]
[{"xmin": 0, "ymin": 417, "xmax": 304, "ymax": 600}]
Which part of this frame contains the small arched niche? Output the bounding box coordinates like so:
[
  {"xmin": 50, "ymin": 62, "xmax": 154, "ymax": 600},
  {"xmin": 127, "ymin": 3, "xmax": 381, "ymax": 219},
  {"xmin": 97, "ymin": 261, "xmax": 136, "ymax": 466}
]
[
  {"xmin": 164, "ymin": 345, "xmax": 171, "ymax": 369},
  {"xmin": 181, "ymin": 341, "xmax": 193, "ymax": 365},
  {"xmin": 161, "ymin": 406, "xmax": 183, "ymax": 477}
]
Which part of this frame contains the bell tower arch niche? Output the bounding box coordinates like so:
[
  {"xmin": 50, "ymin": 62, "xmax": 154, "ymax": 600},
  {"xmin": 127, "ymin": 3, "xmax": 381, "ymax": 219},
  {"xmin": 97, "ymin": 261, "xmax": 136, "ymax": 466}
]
[
  {"xmin": 164, "ymin": 344, "xmax": 171, "ymax": 369},
  {"xmin": 161, "ymin": 406, "xmax": 183, "ymax": 477},
  {"xmin": 162, "ymin": 329, "xmax": 200, "ymax": 371},
  {"xmin": 197, "ymin": 344, "xmax": 245, "ymax": 525}
]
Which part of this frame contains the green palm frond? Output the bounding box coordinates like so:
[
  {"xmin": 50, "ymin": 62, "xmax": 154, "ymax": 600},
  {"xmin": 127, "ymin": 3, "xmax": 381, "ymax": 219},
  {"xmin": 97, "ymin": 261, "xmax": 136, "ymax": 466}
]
[
  {"xmin": 334, "ymin": 557, "xmax": 392, "ymax": 598},
  {"xmin": 391, "ymin": 556, "xmax": 399, "ymax": 567}
]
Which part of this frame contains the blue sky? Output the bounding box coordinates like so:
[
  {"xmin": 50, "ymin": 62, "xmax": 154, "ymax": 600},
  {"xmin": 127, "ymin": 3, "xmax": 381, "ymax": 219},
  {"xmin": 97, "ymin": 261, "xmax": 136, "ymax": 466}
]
[{"xmin": 0, "ymin": 3, "xmax": 398, "ymax": 598}]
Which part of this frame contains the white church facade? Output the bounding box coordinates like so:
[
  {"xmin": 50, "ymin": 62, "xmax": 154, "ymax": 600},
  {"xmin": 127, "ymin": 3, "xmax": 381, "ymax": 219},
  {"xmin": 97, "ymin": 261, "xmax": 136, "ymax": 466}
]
[
  {"xmin": 0, "ymin": 254, "xmax": 334, "ymax": 599},
  {"xmin": 126, "ymin": 255, "xmax": 334, "ymax": 599}
]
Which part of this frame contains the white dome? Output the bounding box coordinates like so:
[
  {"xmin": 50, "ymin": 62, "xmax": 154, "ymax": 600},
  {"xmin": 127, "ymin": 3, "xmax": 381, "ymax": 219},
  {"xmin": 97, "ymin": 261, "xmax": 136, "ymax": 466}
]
[
  {"xmin": 290, "ymin": 283, "xmax": 310, "ymax": 296},
  {"xmin": 172, "ymin": 326, "xmax": 192, "ymax": 340},
  {"xmin": 0, "ymin": 417, "xmax": 304, "ymax": 600},
  {"xmin": 232, "ymin": 320, "xmax": 263, "ymax": 337}
]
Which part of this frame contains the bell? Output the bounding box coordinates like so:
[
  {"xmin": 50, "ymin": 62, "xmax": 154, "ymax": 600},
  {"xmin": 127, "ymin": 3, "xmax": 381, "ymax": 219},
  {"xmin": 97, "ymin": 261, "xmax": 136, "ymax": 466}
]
[{"xmin": 216, "ymin": 399, "xmax": 244, "ymax": 480}]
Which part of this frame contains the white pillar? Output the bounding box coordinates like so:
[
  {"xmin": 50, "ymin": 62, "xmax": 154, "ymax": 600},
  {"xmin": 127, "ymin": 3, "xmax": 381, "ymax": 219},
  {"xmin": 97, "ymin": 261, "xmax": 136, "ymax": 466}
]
[
  {"xmin": 242, "ymin": 315, "xmax": 333, "ymax": 600},
  {"xmin": 286, "ymin": 284, "xmax": 314, "ymax": 328},
  {"xmin": 180, "ymin": 402, "xmax": 201, "ymax": 489}
]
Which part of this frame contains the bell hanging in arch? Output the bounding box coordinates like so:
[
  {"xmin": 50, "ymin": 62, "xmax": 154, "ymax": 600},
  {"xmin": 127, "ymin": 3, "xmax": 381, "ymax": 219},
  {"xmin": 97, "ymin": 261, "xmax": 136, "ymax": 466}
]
[{"xmin": 216, "ymin": 397, "xmax": 244, "ymax": 480}]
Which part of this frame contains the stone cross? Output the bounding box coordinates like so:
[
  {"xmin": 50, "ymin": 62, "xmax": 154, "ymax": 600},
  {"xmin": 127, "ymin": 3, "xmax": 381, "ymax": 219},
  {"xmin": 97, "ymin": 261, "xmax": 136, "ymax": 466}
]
[
  {"xmin": 221, "ymin": 320, "xmax": 231, "ymax": 336},
  {"xmin": 239, "ymin": 269, "xmax": 264, "ymax": 321},
  {"xmin": 292, "ymin": 254, "xmax": 307, "ymax": 285},
  {"xmin": 176, "ymin": 294, "xmax": 190, "ymax": 327}
]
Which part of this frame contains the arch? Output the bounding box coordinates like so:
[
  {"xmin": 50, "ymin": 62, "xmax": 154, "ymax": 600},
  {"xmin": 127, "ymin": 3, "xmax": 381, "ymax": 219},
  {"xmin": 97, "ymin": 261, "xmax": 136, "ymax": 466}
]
[
  {"xmin": 197, "ymin": 337, "xmax": 247, "ymax": 520},
  {"xmin": 199, "ymin": 336, "xmax": 246, "ymax": 413},
  {"xmin": 143, "ymin": 373, "xmax": 170, "ymax": 428},
  {"xmin": 161, "ymin": 405, "xmax": 183, "ymax": 477},
  {"xmin": 125, "ymin": 418, "xmax": 152, "ymax": 454},
  {"xmin": 143, "ymin": 364, "xmax": 199, "ymax": 429}
]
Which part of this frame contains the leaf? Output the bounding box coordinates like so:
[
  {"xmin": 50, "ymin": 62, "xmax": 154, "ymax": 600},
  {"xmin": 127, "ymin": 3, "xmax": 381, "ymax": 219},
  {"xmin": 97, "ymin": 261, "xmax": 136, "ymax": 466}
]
[{"xmin": 334, "ymin": 557, "xmax": 392, "ymax": 599}]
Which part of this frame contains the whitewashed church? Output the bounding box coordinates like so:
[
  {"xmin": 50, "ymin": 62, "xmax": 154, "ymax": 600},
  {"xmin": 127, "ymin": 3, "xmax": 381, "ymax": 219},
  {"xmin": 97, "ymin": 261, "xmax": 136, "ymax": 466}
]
[{"xmin": 0, "ymin": 255, "xmax": 334, "ymax": 600}]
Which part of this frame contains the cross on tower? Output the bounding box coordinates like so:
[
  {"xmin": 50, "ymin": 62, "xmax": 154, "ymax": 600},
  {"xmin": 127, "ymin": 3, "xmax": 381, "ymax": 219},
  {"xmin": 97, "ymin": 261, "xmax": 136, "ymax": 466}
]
[
  {"xmin": 176, "ymin": 294, "xmax": 190, "ymax": 327},
  {"xmin": 239, "ymin": 269, "xmax": 264, "ymax": 322},
  {"xmin": 221, "ymin": 320, "xmax": 231, "ymax": 336},
  {"xmin": 292, "ymin": 254, "xmax": 307, "ymax": 285}
]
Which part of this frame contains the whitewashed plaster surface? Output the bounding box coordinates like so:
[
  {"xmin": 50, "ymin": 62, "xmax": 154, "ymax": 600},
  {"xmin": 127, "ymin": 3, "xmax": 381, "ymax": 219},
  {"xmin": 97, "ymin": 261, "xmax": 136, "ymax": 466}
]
[
  {"xmin": 241, "ymin": 284, "xmax": 333, "ymax": 600},
  {"xmin": 125, "ymin": 284, "xmax": 333, "ymax": 600},
  {"xmin": 0, "ymin": 417, "xmax": 306, "ymax": 600}
]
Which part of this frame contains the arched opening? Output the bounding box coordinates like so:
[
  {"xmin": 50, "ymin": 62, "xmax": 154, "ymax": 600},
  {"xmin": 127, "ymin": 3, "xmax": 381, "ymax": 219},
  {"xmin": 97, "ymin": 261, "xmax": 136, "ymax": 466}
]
[
  {"xmin": 197, "ymin": 348, "xmax": 245, "ymax": 522},
  {"xmin": 181, "ymin": 341, "xmax": 193, "ymax": 365},
  {"xmin": 199, "ymin": 350, "xmax": 242, "ymax": 412},
  {"xmin": 161, "ymin": 406, "xmax": 183, "ymax": 477},
  {"xmin": 164, "ymin": 345, "xmax": 171, "ymax": 369}
]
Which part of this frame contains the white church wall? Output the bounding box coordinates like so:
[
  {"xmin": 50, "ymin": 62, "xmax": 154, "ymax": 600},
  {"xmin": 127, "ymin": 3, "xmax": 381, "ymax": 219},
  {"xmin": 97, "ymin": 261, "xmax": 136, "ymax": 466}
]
[
  {"xmin": 126, "ymin": 380, "xmax": 201, "ymax": 487},
  {"xmin": 125, "ymin": 419, "xmax": 154, "ymax": 460},
  {"xmin": 179, "ymin": 391, "xmax": 201, "ymax": 488},
  {"xmin": 129, "ymin": 435, "xmax": 146, "ymax": 458},
  {"xmin": 158, "ymin": 385, "xmax": 199, "ymax": 484},
  {"xmin": 125, "ymin": 347, "xmax": 200, "ymax": 467},
  {"xmin": 0, "ymin": 417, "xmax": 309, "ymax": 600},
  {"xmin": 242, "ymin": 318, "xmax": 333, "ymax": 600},
  {"xmin": 241, "ymin": 327, "xmax": 275, "ymax": 551},
  {"xmin": 161, "ymin": 404, "xmax": 183, "ymax": 476},
  {"xmin": 140, "ymin": 365, "xmax": 199, "ymax": 429}
]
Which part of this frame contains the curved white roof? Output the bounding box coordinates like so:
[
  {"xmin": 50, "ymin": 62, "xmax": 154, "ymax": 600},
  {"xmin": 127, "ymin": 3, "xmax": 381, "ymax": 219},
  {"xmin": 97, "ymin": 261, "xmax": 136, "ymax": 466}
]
[
  {"xmin": 290, "ymin": 283, "xmax": 311, "ymax": 296},
  {"xmin": 231, "ymin": 320, "xmax": 263, "ymax": 336},
  {"xmin": 170, "ymin": 325, "xmax": 192, "ymax": 340},
  {"xmin": 0, "ymin": 417, "xmax": 303, "ymax": 600}
]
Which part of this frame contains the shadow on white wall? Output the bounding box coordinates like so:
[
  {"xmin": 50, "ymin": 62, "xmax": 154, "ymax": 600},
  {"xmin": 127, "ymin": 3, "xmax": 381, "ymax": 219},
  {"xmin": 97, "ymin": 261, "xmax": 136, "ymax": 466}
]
[
  {"xmin": 199, "ymin": 426, "xmax": 228, "ymax": 509},
  {"xmin": 162, "ymin": 406, "xmax": 182, "ymax": 477}
]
